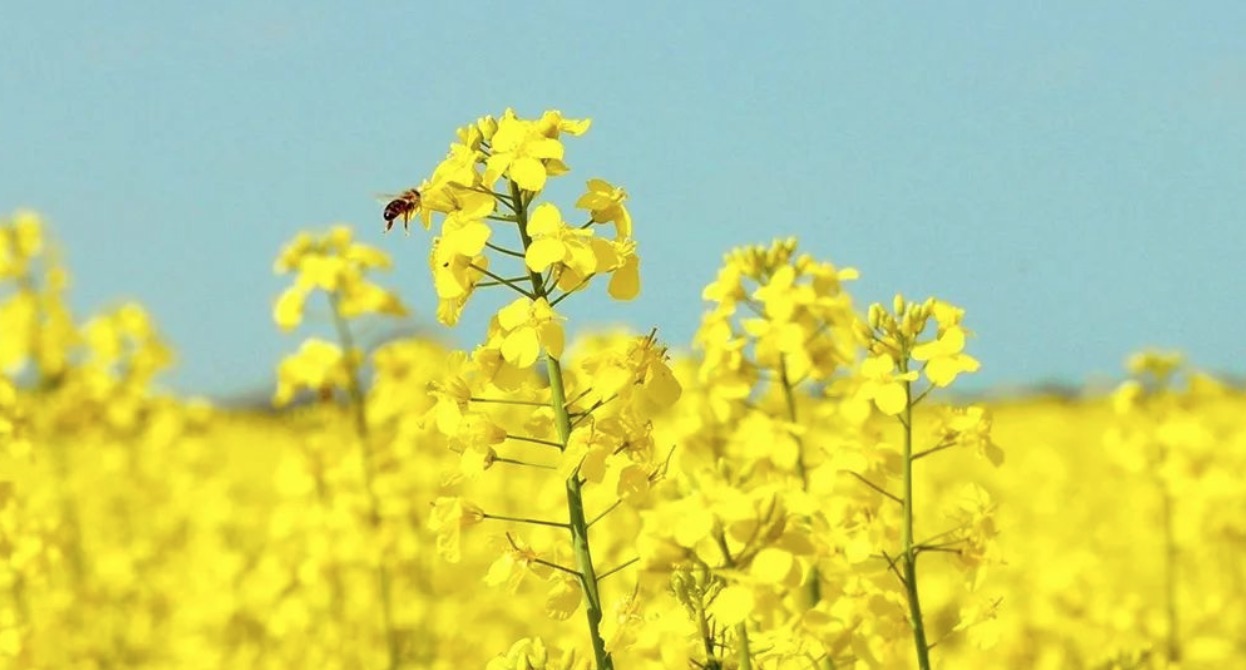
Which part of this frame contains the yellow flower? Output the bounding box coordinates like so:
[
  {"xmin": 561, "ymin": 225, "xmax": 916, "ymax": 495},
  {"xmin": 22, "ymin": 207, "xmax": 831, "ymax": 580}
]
[
  {"xmin": 575, "ymin": 178, "xmax": 633, "ymax": 239},
  {"xmin": 708, "ymin": 584, "xmax": 754, "ymax": 627},
  {"xmin": 544, "ymin": 576, "xmax": 583, "ymax": 621},
  {"xmin": 912, "ymin": 325, "xmax": 980, "ymax": 387},
  {"xmin": 272, "ymin": 286, "xmax": 308, "ymax": 331},
  {"xmin": 272, "ymin": 227, "xmax": 407, "ymax": 327},
  {"xmin": 856, "ymin": 353, "xmax": 917, "ymax": 415},
  {"xmin": 940, "ymin": 406, "xmax": 1004, "ymax": 466},
  {"xmin": 524, "ymin": 203, "xmax": 598, "ymax": 278},
  {"xmin": 427, "ymin": 496, "xmax": 484, "ymax": 563},
  {"xmin": 607, "ymin": 240, "xmax": 641, "ymax": 301},
  {"xmin": 11, "ymin": 210, "xmax": 43, "ymax": 259},
  {"xmin": 494, "ymin": 297, "xmax": 564, "ymax": 369},
  {"xmin": 484, "ymin": 536, "xmax": 552, "ymax": 593},
  {"xmin": 272, "ymin": 338, "xmax": 353, "ymax": 407},
  {"xmin": 486, "ymin": 109, "xmax": 570, "ymax": 192}
]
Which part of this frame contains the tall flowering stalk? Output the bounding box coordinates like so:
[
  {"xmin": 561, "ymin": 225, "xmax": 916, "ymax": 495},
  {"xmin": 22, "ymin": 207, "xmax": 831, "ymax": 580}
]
[
  {"xmin": 678, "ymin": 238, "xmax": 861, "ymax": 667},
  {"xmin": 852, "ymin": 295, "xmax": 998, "ymax": 669},
  {"xmin": 402, "ymin": 109, "xmax": 678, "ymax": 669},
  {"xmin": 1105, "ymin": 350, "xmax": 1236, "ymax": 664},
  {"xmin": 272, "ymin": 226, "xmax": 408, "ymax": 668}
]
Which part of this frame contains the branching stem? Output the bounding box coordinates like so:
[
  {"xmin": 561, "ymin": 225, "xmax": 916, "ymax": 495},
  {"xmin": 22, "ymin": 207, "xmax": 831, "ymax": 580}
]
[{"xmin": 511, "ymin": 178, "xmax": 614, "ymax": 670}]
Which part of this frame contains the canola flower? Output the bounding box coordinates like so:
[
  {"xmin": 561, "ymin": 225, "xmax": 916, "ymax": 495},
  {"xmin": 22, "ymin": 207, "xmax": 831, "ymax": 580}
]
[
  {"xmin": 0, "ymin": 111, "xmax": 1243, "ymax": 670},
  {"xmin": 393, "ymin": 108, "xmax": 674, "ymax": 670}
]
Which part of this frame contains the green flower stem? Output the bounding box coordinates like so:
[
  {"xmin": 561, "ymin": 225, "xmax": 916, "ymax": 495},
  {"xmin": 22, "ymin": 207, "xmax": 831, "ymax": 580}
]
[
  {"xmin": 469, "ymin": 396, "xmax": 549, "ymax": 407},
  {"xmin": 597, "ymin": 557, "xmax": 639, "ymax": 582},
  {"xmin": 848, "ymin": 471, "xmax": 903, "ymax": 505},
  {"xmin": 467, "ymin": 263, "xmax": 535, "ymax": 298},
  {"xmin": 899, "ymin": 355, "xmax": 932, "ymax": 670},
  {"xmin": 328, "ymin": 294, "xmax": 401, "ymax": 670},
  {"xmin": 491, "ymin": 457, "xmax": 557, "ymax": 470},
  {"xmin": 736, "ymin": 623, "xmax": 754, "ymax": 670},
  {"xmin": 588, "ymin": 499, "xmax": 624, "ymax": 528},
  {"xmin": 510, "ymin": 179, "xmax": 614, "ymax": 670},
  {"xmin": 693, "ymin": 591, "xmax": 721, "ymax": 670},
  {"xmin": 549, "ymin": 273, "xmax": 595, "ymax": 307},
  {"xmin": 485, "ymin": 241, "xmax": 525, "ymax": 257},
  {"xmin": 910, "ymin": 438, "xmax": 956, "ymax": 462},
  {"xmin": 553, "ymin": 357, "xmax": 614, "ymax": 670},
  {"xmin": 480, "ymin": 512, "xmax": 569, "ymax": 530}
]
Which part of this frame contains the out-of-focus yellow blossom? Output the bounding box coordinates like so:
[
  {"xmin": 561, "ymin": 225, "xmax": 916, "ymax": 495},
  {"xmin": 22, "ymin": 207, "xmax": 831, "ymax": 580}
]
[
  {"xmin": 0, "ymin": 376, "xmax": 30, "ymax": 460},
  {"xmin": 709, "ymin": 584, "xmax": 755, "ymax": 627},
  {"xmin": 0, "ymin": 212, "xmax": 77, "ymax": 381},
  {"xmin": 484, "ymin": 536, "xmax": 554, "ymax": 593},
  {"xmin": 273, "ymin": 338, "xmax": 355, "ymax": 407},
  {"xmin": 272, "ymin": 226, "xmax": 406, "ymax": 331},
  {"xmin": 544, "ymin": 576, "xmax": 582, "ymax": 621},
  {"xmin": 1127, "ymin": 349, "xmax": 1184, "ymax": 382},
  {"xmin": 0, "ymin": 210, "xmax": 43, "ymax": 279},
  {"xmin": 428, "ymin": 496, "xmax": 485, "ymax": 565},
  {"xmin": 938, "ymin": 406, "xmax": 1004, "ymax": 466}
]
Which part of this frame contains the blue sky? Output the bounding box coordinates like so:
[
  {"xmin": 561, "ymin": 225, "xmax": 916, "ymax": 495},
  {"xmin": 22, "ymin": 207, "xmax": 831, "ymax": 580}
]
[{"xmin": 3, "ymin": 2, "xmax": 1244, "ymax": 400}]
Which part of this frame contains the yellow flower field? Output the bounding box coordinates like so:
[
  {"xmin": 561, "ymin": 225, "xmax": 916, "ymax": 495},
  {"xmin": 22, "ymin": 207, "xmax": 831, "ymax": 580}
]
[{"xmin": 1, "ymin": 110, "xmax": 1242, "ymax": 669}]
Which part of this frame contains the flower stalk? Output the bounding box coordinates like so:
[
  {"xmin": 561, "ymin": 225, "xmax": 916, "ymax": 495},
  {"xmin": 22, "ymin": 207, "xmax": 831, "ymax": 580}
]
[
  {"xmin": 512, "ymin": 178, "xmax": 614, "ymax": 670},
  {"xmin": 899, "ymin": 354, "xmax": 931, "ymax": 670},
  {"xmin": 328, "ymin": 293, "xmax": 401, "ymax": 670}
]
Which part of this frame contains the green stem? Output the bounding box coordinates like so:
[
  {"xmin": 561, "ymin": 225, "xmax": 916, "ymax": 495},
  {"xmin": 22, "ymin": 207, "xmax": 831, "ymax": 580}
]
[
  {"xmin": 481, "ymin": 512, "xmax": 569, "ymax": 529},
  {"xmin": 559, "ymin": 360, "xmax": 613, "ymax": 670},
  {"xmin": 693, "ymin": 590, "xmax": 722, "ymax": 670},
  {"xmin": 469, "ymin": 396, "xmax": 548, "ymax": 407},
  {"xmin": 899, "ymin": 356, "xmax": 931, "ymax": 670},
  {"xmin": 511, "ymin": 179, "xmax": 614, "ymax": 670},
  {"xmin": 736, "ymin": 623, "xmax": 754, "ymax": 670},
  {"xmin": 597, "ymin": 557, "xmax": 639, "ymax": 582},
  {"xmin": 328, "ymin": 294, "xmax": 401, "ymax": 670},
  {"xmin": 467, "ymin": 263, "xmax": 534, "ymax": 298}
]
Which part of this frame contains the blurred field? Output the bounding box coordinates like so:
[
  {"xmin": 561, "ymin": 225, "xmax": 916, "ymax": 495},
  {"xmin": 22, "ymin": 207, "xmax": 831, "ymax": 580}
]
[{"xmin": 3, "ymin": 366, "xmax": 1243, "ymax": 668}]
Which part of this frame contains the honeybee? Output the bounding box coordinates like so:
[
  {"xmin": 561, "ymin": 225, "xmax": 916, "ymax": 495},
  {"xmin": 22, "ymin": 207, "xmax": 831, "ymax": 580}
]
[{"xmin": 380, "ymin": 188, "xmax": 421, "ymax": 232}]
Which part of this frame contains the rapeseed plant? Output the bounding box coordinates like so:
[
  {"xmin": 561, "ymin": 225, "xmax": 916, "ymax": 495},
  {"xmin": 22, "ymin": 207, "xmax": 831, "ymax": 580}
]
[
  {"xmin": 853, "ymin": 294, "xmax": 997, "ymax": 669},
  {"xmin": 396, "ymin": 109, "xmax": 674, "ymax": 669},
  {"xmin": 272, "ymin": 225, "xmax": 408, "ymax": 667}
]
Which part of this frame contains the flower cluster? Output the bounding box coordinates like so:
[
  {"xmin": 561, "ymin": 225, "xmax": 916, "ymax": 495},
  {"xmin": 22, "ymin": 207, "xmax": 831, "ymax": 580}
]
[{"xmin": 404, "ymin": 110, "xmax": 637, "ymax": 326}]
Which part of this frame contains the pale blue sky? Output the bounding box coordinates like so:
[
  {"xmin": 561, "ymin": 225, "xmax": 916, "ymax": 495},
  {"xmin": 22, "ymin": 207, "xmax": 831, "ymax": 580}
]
[{"xmin": 3, "ymin": 2, "xmax": 1244, "ymax": 400}]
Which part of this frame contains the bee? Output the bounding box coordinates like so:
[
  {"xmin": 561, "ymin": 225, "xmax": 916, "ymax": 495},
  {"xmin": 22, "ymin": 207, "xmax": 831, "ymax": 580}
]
[{"xmin": 380, "ymin": 188, "xmax": 421, "ymax": 232}]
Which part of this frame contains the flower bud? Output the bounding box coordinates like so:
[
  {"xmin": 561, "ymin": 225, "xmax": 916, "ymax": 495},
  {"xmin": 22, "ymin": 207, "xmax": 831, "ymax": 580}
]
[
  {"xmin": 892, "ymin": 293, "xmax": 906, "ymax": 317},
  {"xmin": 477, "ymin": 115, "xmax": 498, "ymax": 140},
  {"xmin": 868, "ymin": 304, "xmax": 884, "ymax": 330}
]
